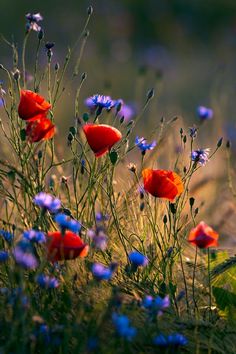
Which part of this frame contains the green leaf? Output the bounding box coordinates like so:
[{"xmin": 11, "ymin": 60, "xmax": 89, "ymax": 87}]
[
  {"xmin": 109, "ymin": 151, "xmax": 118, "ymax": 165},
  {"xmin": 213, "ymin": 286, "xmax": 236, "ymax": 311}
]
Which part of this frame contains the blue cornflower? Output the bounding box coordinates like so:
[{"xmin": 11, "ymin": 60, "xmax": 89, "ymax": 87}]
[
  {"xmin": 0, "ymin": 251, "xmax": 9, "ymax": 262},
  {"xmin": 189, "ymin": 126, "xmax": 197, "ymax": 138},
  {"xmin": 191, "ymin": 148, "xmax": 210, "ymax": 166},
  {"xmin": 128, "ymin": 251, "xmax": 149, "ymax": 267},
  {"xmin": 25, "ymin": 13, "xmax": 43, "ymax": 32},
  {"xmin": 85, "ymin": 94, "xmax": 114, "ymax": 112},
  {"xmin": 91, "ymin": 263, "xmax": 113, "ymax": 281},
  {"xmin": 135, "ymin": 136, "xmax": 156, "ymax": 154},
  {"xmin": 23, "ymin": 229, "xmax": 46, "ymax": 244},
  {"xmin": 13, "ymin": 247, "xmax": 38, "ymax": 269},
  {"xmin": 112, "ymin": 313, "xmax": 137, "ymax": 341},
  {"xmin": 54, "ymin": 213, "xmax": 81, "ymax": 233},
  {"xmin": 0, "ymin": 229, "xmax": 14, "ymax": 243},
  {"xmin": 197, "ymin": 106, "xmax": 213, "ymax": 120},
  {"xmin": 153, "ymin": 333, "xmax": 188, "ymax": 347},
  {"xmin": 34, "ymin": 192, "xmax": 61, "ymax": 213},
  {"xmin": 142, "ymin": 294, "xmax": 170, "ymax": 315},
  {"xmin": 36, "ymin": 274, "xmax": 59, "ymax": 289}
]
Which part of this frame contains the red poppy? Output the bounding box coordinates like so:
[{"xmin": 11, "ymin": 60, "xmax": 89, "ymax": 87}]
[
  {"xmin": 47, "ymin": 231, "xmax": 89, "ymax": 261},
  {"xmin": 26, "ymin": 116, "xmax": 55, "ymax": 142},
  {"xmin": 142, "ymin": 169, "xmax": 184, "ymax": 201},
  {"xmin": 18, "ymin": 90, "xmax": 51, "ymax": 120},
  {"xmin": 83, "ymin": 123, "xmax": 122, "ymax": 157},
  {"xmin": 188, "ymin": 221, "xmax": 219, "ymax": 249}
]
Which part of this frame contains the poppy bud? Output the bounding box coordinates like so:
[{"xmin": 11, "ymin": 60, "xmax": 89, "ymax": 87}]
[
  {"xmin": 147, "ymin": 88, "xmax": 154, "ymax": 100},
  {"xmin": 226, "ymin": 140, "xmax": 231, "ymax": 149},
  {"xmin": 189, "ymin": 197, "xmax": 195, "ymax": 208},
  {"xmin": 217, "ymin": 137, "xmax": 223, "ymax": 148},
  {"xmin": 55, "ymin": 62, "xmax": 60, "ymax": 71},
  {"xmin": 38, "ymin": 29, "xmax": 44, "ymax": 40},
  {"xmin": 183, "ymin": 135, "xmax": 187, "ymax": 144},
  {"xmin": 163, "ymin": 215, "xmax": 167, "ymax": 224},
  {"xmin": 140, "ymin": 202, "xmax": 145, "ymax": 211},
  {"xmin": 87, "ymin": 5, "xmax": 93, "ymax": 15}
]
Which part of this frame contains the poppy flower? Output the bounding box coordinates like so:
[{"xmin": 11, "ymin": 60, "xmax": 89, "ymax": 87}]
[
  {"xmin": 47, "ymin": 231, "xmax": 89, "ymax": 261},
  {"xmin": 26, "ymin": 116, "xmax": 55, "ymax": 142},
  {"xmin": 142, "ymin": 169, "xmax": 184, "ymax": 201},
  {"xmin": 83, "ymin": 123, "xmax": 122, "ymax": 157},
  {"xmin": 188, "ymin": 221, "xmax": 219, "ymax": 249},
  {"xmin": 18, "ymin": 90, "xmax": 51, "ymax": 120}
]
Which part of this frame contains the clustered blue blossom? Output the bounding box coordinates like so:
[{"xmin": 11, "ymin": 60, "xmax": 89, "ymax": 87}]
[
  {"xmin": 189, "ymin": 126, "xmax": 198, "ymax": 138},
  {"xmin": 23, "ymin": 229, "xmax": 46, "ymax": 243},
  {"xmin": 135, "ymin": 136, "xmax": 157, "ymax": 153},
  {"xmin": 142, "ymin": 294, "xmax": 170, "ymax": 316},
  {"xmin": 34, "ymin": 192, "xmax": 61, "ymax": 213},
  {"xmin": 54, "ymin": 213, "xmax": 81, "ymax": 233},
  {"xmin": 112, "ymin": 313, "xmax": 137, "ymax": 341},
  {"xmin": 0, "ymin": 251, "xmax": 9, "ymax": 262},
  {"xmin": 128, "ymin": 251, "xmax": 149, "ymax": 267},
  {"xmin": 197, "ymin": 106, "xmax": 213, "ymax": 120},
  {"xmin": 191, "ymin": 148, "xmax": 210, "ymax": 166},
  {"xmin": 91, "ymin": 263, "xmax": 113, "ymax": 281},
  {"xmin": 25, "ymin": 13, "xmax": 43, "ymax": 32},
  {"xmin": 153, "ymin": 333, "xmax": 188, "ymax": 348},
  {"xmin": 36, "ymin": 274, "xmax": 59, "ymax": 289},
  {"xmin": 0, "ymin": 229, "xmax": 14, "ymax": 243},
  {"xmin": 85, "ymin": 94, "xmax": 114, "ymax": 112}
]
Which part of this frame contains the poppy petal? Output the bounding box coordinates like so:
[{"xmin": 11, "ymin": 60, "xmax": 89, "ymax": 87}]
[
  {"xmin": 18, "ymin": 90, "xmax": 51, "ymax": 120},
  {"xmin": 26, "ymin": 116, "xmax": 55, "ymax": 142},
  {"xmin": 83, "ymin": 123, "xmax": 122, "ymax": 157}
]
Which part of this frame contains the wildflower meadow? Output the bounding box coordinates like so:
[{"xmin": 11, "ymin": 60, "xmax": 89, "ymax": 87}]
[{"xmin": 0, "ymin": 5, "xmax": 236, "ymax": 354}]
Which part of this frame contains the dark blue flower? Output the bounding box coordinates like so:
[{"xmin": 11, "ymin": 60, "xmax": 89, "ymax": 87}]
[
  {"xmin": 95, "ymin": 212, "xmax": 109, "ymax": 222},
  {"xmin": 23, "ymin": 229, "xmax": 46, "ymax": 244},
  {"xmin": 142, "ymin": 294, "xmax": 170, "ymax": 315},
  {"xmin": 153, "ymin": 333, "xmax": 187, "ymax": 347},
  {"xmin": 128, "ymin": 251, "xmax": 148, "ymax": 267},
  {"xmin": 189, "ymin": 127, "xmax": 197, "ymax": 138},
  {"xmin": 25, "ymin": 12, "xmax": 43, "ymax": 32},
  {"xmin": 135, "ymin": 136, "xmax": 156, "ymax": 153},
  {"xmin": 197, "ymin": 106, "xmax": 213, "ymax": 120},
  {"xmin": 91, "ymin": 263, "xmax": 113, "ymax": 281},
  {"xmin": 34, "ymin": 192, "xmax": 61, "ymax": 213},
  {"xmin": 54, "ymin": 213, "xmax": 81, "ymax": 233},
  {"xmin": 112, "ymin": 313, "xmax": 137, "ymax": 341},
  {"xmin": 0, "ymin": 229, "xmax": 14, "ymax": 243},
  {"xmin": 0, "ymin": 251, "xmax": 9, "ymax": 262},
  {"xmin": 191, "ymin": 148, "xmax": 210, "ymax": 166},
  {"xmin": 36, "ymin": 274, "xmax": 59, "ymax": 289}
]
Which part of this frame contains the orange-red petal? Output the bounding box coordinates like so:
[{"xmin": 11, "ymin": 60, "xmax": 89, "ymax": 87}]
[
  {"xmin": 47, "ymin": 231, "xmax": 89, "ymax": 261},
  {"xmin": 26, "ymin": 116, "xmax": 55, "ymax": 142},
  {"xmin": 83, "ymin": 123, "xmax": 122, "ymax": 157},
  {"xmin": 188, "ymin": 221, "xmax": 219, "ymax": 249},
  {"xmin": 142, "ymin": 169, "xmax": 184, "ymax": 201},
  {"xmin": 18, "ymin": 90, "xmax": 51, "ymax": 120}
]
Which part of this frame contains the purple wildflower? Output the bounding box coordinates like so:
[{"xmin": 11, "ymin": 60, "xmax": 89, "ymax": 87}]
[
  {"xmin": 128, "ymin": 251, "xmax": 148, "ymax": 267},
  {"xmin": 191, "ymin": 148, "xmax": 210, "ymax": 166},
  {"xmin": 23, "ymin": 229, "xmax": 46, "ymax": 244},
  {"xmin": 54, "ymin": 213, "xmax": 81, "ymax": 233},
  {"xmin": 87, "ymin": 228, "xmax": 108, "ymax": 251},
  {"xmin": 13, "ymin": 247, "xmax": 38, "ymax": 269},
  {"xmin": 36, "ymin": 274, "xmax": 59, "ymax": 289},
  {"xmin": 91, "ymin": 263, "xmax": 113, "ymax": 281},
  {"xmin": 114, "ymin": 99, "xmax": 135, "ymax": 121},
  {"xmin": 189, "ymin": 126, "xmax": 197, "ymax": 138},
  {"xmin": 25, "ymin": 13, "xmax": 43, "ymax": 32},
  {"xmin": 34, "ymin": 192, "xmax": 61, "ymax": 213},
  {"xmin": 142, "ymin": 294, "xmax": 170, "ymax": 315},
  {"xmin": 197, "ymin": 106, "xmax": 213, "ymax": 121},
  {"xmin": 135, "ymin": 136, "xmax": 156, "ymax": 154}
]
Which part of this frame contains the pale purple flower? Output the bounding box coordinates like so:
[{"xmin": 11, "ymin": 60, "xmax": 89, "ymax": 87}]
[
  {"xmin": 191, "ymin": 148, "xmax": 210, "ymax": 166},
  {"xmin": 91, "ymin": 263, "xmax": 113, "ymax": 281},
  {"xmin": 197, "ymin": 106, "xmax": 213, "ymax": 120},
  {"xmin": 34, "ymin": 192, "xmax": 61, "ymax": 213},
  {"xmin": 114, "ymin": 99, "xmax": 135, "ymax": 121},
  {"xmin": 36, "ymin": 274, "xmax": 59, "ymax": 289},
  {"xmin": 25, "ymin": 13, "xmax": 43, "ymax": 32},
  {"xmin": 13, "ymin": 247, "xmax": 38, "ymax": 269},
  {"xmin": 87, "ymin": 228, "xmax": 108, "ymax": 251}
]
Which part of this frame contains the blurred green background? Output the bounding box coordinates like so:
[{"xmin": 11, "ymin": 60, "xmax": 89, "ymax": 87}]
[{"xmin": 1, "ymin": 0, "xmax": 236, "ymax": 133}]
